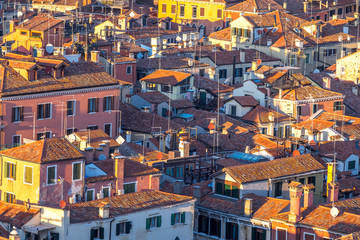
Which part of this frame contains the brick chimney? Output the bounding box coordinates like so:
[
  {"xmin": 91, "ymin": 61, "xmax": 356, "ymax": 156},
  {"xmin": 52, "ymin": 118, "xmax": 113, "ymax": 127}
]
[
  {"xmin": 327, "ymin": 182, "xmax": 339, "ymax": 203},
  {"xmin": 84, "ymin": 147, "xmax": 94, "ymax": 162},
  {"xmin": 303, "ymin": 184, "xmax": 315, "ymax": 208},
  {"xmin": 244, "ymin": 198, "xmax": 253, "ymax": 217},
  {"xmin": 288, "ymin": 181, "xmax": 303, "ymax": 223},
  {"xmin": 115, "ymin": 156, "xmax": 125, "ymax": 192},
  {"xmin": 193, "ymin": 185, "xmax": 202, "ymax": 199}
]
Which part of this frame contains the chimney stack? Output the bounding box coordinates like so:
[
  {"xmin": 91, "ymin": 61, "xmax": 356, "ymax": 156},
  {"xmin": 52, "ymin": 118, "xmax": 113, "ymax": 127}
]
[
  {"xmin": 174, "ymin": 180, "xmax": 184, "ymax": 194},
  {"xmin": 244, "ymin": 198, "xmax": 253, "ymax": 217},
  {"xmin": 90, "ymin": 50, "xmax": 100, "ymax": 63},
  {"xmin": 37, "ymin": 48, "xmax": 45, "ymax": 57},
  {"xmin": 323, "ymin": 77, "xmax": 331, "ymax": 89},
  {"xmin": 288, "ymin": 182, "xmax": 303, "ymax": 223},
  {"xmin": 327, "ymin": 182, "xmax": 339, "ymax": 203},
  {"xmin": 303, "ymin": 1, "xmax": 308, "ymax": 13},
  {"xmin": 115, "ymin": 156, "xmax": 125, "ymax": 192},
  {"xmin": 98, "ymin": 202, "xmax": 110, "ymax": 218},
  {"xmin": 193, "ymin": 185, "xmax": 202, "ymax": 199},
  {"xmin": 303, "ymin": 184, "xmax": 315, "ymax": 208}
]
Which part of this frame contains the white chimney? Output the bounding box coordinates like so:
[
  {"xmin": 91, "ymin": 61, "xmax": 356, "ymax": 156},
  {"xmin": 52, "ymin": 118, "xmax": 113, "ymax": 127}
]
[
  {"xmin": 244, "ymin": 198, "xmax": 253, "ymax": 217},
  {"xmin": 240, "ymin": 51, "xmax": 245, "ymax": 62},
  {"xmin": 188, "ymin": 59, "xmax": 194, "ymax": 66},
  {"xmin": 323, "ymin": 77, "xmax": 331, "ymax": 89},
  {"xmin": 267, "ymin": 39, "xmax": 272, "ymax": 46},
  {"xmin": 352, "ymin": 86, "xmax": 358, "ymax": 96},
  {"xmin": 117, "ymin": 41, "xmax": 121, "ymax": 53},
  {"xmin": 151, "ymin": 37, "xmax": 161, "ymax": 55},
  {"xmin": 98, "ymin": 203, "xmax": 110, "ymax": 218},
  {"xmin": 118, "ymin": 189, "xmax": 125, "ymax": 195},
  {"xmin": 90, "ymin": 50, "xmax": 100, "ymax": 63},
  {"xmin": 69, "ymin": 196, "xmax": 75, "ymax": 204},
  {"xmin": 37, "ymin": 48, "xmax": 45, "ymax": 57}
]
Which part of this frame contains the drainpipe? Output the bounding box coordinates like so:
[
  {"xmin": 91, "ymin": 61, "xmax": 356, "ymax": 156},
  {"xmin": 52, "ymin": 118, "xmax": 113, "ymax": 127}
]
[
  {"xmin": 109, "ymin": 218, "xmax": 115, "ymax": 240},
  {"xmin": 232, "ymin": 55, "xmax": 236, "ymax": 85}
]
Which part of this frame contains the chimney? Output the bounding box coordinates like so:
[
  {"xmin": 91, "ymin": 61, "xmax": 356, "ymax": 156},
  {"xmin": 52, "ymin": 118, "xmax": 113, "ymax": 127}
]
[
  {"xmin": 323, "ymin": 77, "xmax": 331, "ymax": 89},
  {"xmin": 268, "ymin": 112, "xmax": 275, "ymax": 122},
  {"xmin": 283, "ymin": 1, "xmax": 287, "ymax": 10},
  {"xmin": 84, "ymin": 147, "xmax": 95, "ymax": 162},
  {"xmin": 126, "ymin": 131, "xmax": 131, "ymax": 142},
  {"xmin": 151, "ymin": 37, "xmax": 161, "ymax": 56},
  {"xmin": 98, "ymin": 202, "xmax": 110, "ymax": 218},
  {"xmin": 245, "ymin": 145, "xmax": 250, "ymax": 153},
  {"xmin": 115, "ymin": 156, "xmax": 125, "ymax": 191},
  {"xmin": 90, "ymin": 50, "xmax": 100, "ymax": 63},
  {"xmin": 352, "ymin": 86, "xmax": 358, "ymax": 96},
  {"xmin": 252, "ymin": 61, "xmax": 258, "ymax": 71},
  {"xmin": 303, "ymin": 1, "xmax": 308, "ymax": 13},
  {"xmin": 117, "ymin": 41, "xmax": 121, "ymax": 53},
  {"xmin": 178, "ymin": 25, "xmax": 182, "ymax": 32},
  {"xmin": 279, "ymin": 89, "xmax": 283, "ymax": 99},
  {"xmin": 37, "ymin": 48, "xmax": 45, "ymax": 57},
  {"xmin": 118, "ymin": 189, "xmax": 125, "ymax": 195},
  {"xmin": 179, "ymin": 137, "xmax": 190, "ymax": 157},
  {"xmin": 168, "ymin": 150, "xmax": 181, "ymax": 159},
  {"xmin": 98, "ymin": 141, "xmax": 110, "ymax": 158},
  {"xmin": 9, "ymin": 20, "xmax": 14, "ymax": 33},
  {"xmin": 188, "ymin": 58, "xmax": 194, "ymax": 67},
  {"xmin": 326, "ymin": 0, "xmax": 328, "ymax": 8},
  {"xmin": 288, "ymin": 181, "xmax": 303, "ymax": 223},
  {"xmin": 174, "ymin": 180, "xmax": 184, "ymax": 194},
  {"xmin": 193, "ymin": 185, "xmax": 202, "ymax": 199},
  {"xmin": 327, "ymin": 182, "xmax": 339, "ymax": 203},
  {"xmin": 319, "ymin": 0, "xmax": 322, "ymax": 9},
  {"xmin": 240, "ymin": 51, "xmax": 245, "ymax": 62},
  {"xmin": 244, "ymin": 198, "xmax": 253, "ymax": 217},
  {"xmin": 303, "ymin": 184, "xmax": 315, "ymax": 208}
]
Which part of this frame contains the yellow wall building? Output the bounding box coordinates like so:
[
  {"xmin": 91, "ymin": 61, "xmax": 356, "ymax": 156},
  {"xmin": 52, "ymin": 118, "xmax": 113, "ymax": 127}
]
[{"xmin": 157, "ymin": 0, "xmax": 225, "ymax": 34}]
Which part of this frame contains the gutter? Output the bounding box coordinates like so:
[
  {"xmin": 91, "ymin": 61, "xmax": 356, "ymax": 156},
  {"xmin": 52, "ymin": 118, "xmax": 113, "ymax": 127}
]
[{"xmin": 109, "ymin": 218, "xmax": 115, "ymax": 240}]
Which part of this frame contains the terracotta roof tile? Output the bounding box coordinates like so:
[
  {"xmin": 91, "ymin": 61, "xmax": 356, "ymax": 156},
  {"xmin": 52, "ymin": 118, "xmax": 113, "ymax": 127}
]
[
  {"xmin": 137, "ymin": 56, "xmax": 208, "ymax": 71},
  {"xmin": 223, "ymin": 154, "xmax": 325, "ymax": 183},
  {"xmin": 73, "ymin": 130, "xmax": 120, "ymax": 149},
  {"xmin": 68, "ymin": 190, "xmax": 193, "ymax": 223},
  {"xmin": 140, "ymin": 69, "xmax": 191, "ymax": 86},
  {"xmin": 0, "ymin": 138, "xmax": 84, "ymax": 163},
  {"xmin": 225, "ymin": 96, "xmax": 259, "ymax": 107},
  {"xmin": 292, "ymin": 119, "xmax": 335, "ymax": 133},
  {"xmin": 193, "ymin": 75, "xmax": 234, "ymax": 94},
  {"xmin": 242, "ymin": 105, "xmax": 294, "ymax": 123},
  {"xmin": 0, "ymin": 201, "xmax": 39, "ymax": 228},
  {"xmin": 272, "ymin": 85, "xmax": 343, "ymax": 101},
  {"xmin": 318, "ymin": 141, "xmax": 360, "ymax": 161},
  {"xmin": 170, "ymin": 99, "xmax": 195, "ymax": 109},
  {"xmin": 17, "ymin": 16, "xmax": 63, "ymax": 31},
  {"xmin": 133, "ymin": 91, "xmax": 169, "ymax": 105}
]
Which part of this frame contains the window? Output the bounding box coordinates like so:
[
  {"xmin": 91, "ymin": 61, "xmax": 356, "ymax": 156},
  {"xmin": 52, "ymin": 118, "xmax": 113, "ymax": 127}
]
[
  {"xmin": 180, "ymin": 85, "xmax": 189, "ymax": 94},
  {"xmin": 47, "ymin": 166, "xmax": 56, "ymax": 185},
  {"xmin": 171, "ymin": 5, "xmax": 176, "ymax": 14},
  {"xmin": 171, "ymin": 212, "xmax": 185, "ymax": 225},
  {"xmin": 192, "ymin": 6, "xmax": 197, "ymax": 18},
  {"xmin": 12, "ymin": 106, "xmax": 24, "ymax": 122},
  {"xmin": 215, "ymin": 180, "xmax": 239, "ymax": 198},
  {"xmin": 330, "ymin": 9, "xmax": 335, "ymax": 16},
  {"xmin": 276, "ymin": 228, "xmax": 287, "ymax": 240},
  {"xmin": 37, "ymin": 103, "xmax": 51, "ymax": 119},
  {"xmin": 200, "ymin": 69, "xmax": 205, "ymax": 76},
  {"xmin": 198, "ymin": 215, "xmax": 209, "ymax": 234},
  {"xmin": 4, "ymin": 162, "xmax": 16, "ymax": 180},
  {"xmin": 305, "ymin": 53, "xmax": 310, "ymax": 64},
  {"xmin": 261, "ymin": 128, "xmax": 267, "ymax": 135},
  {"xmin": 180, "ymin": 5, "xmax": 185, "ymax": 17},
  {"xmin": 299, "ymin": 178, "xmax": 305, "ymax": 185},
  {"xmin": 67, "ymin": 100, "xmax": 75, "ymax": 116},
  {"xmin": 103, "ymin": 96, "xmax": 114, "ymax": 111},
  {"xmin": 72, "ymin": 162, "xmax": 82, "ymax": 181},
  {"xmin": 31, "ymin": 32, "xmax": 41, "ymax": 38},
  {"xmin": 217, "ymin": 9, "xmax": 222, "ymax": 18},
  {"xmin": 24, "ymin": 166, "xmax": 33, "ymax": 184},
  {"xmin": 66, "ymin": 128, "xmax": 77, "ymax": 135},
  {"xmin": 86, "ymin": 189, "xmax": 95, "ymax": 201},
  {"xmin": 338, "ymin": 7, "xmax": 343, "ymax": 15},
  {"xmin": 274, "ymin": 182, "xmax": 283, "ymax": 197},
  {"xmin": 116, "ymin": 222, "xmax": 132, "ymax": 235},
  {"xmin": 304, "ymin": 233, "xmax": 315, "ymax": 240},
  {"xmin": 230, "ymin": 105, "xmax": 237, "ymax": 115},
  {"xmin": 313, "ymin": 104, "xmax": 318, "ymax": 114},
  {"xmin": 297, "ymin": 105, "xmax": 302, "ymax": 116},
  {"xmin": 20, "ymin": 31, "xmax": 27, "ymax": 35},
  {"xmin": 124, "ymin": 182, "xmax": 136, "ymax": 193},
  {"xmin": 87, "ymin": 125, "xmax": 98, "ymax": 131},
  {"xmin": 210, "ymin": 218, "xmax": 221, "ymax": 237},
  {"xmin": 146, "ymin": 216, "xmax": 161, "ymax": 229},
  {"xmin": 333, "ymin": 101, "xmax": 342, "ymax": 111},
  {"xmin": 88, "ymin": 98, "xmax": 99, "ymax": 113},
  {"xmin": 50, "ymin": 232, "xmax": 59, "ymax": 240},
  {"xmin": 146, "ymin": 82, "xmax": 157, "ymax": 90},
  {"xmin": 90, "ymin": 227, "xmax": 104, "ymax": 240},
  {"xmin": 102, "ymin": 187, "xmax": 110, "ymax": 198},
  {"xmin": 104, "ymin": 123, "xmax": 112, "ymax": 137},
  {"xmin": 4, "ymin": 192, "xmax": 15, "ymax": 203},
  {"xmin": 126, "ymin": 65, "xmax": 132, "ymax": 75},
  {"xmin": 285, "ymin": 125, "xmax": 291, "ymax": 138},
  {"xmin": 162, "ymin": 3, "xmax": 166, "ymax": 13},
  {"xmin": 12, "ymin": 135, "xmax": 21, "ymax": 147},
  {"xmin": 235, "ymin": 68, "xmax": 243, "ymax": 77},
  {"xmin": 219, "ymin": 69, "xmax": 227, "ymax": 79},
  {"xmin": 348, "ymin": 160, "xmax": 356, "ymax": 170},
  {"xmin": 37, "ymin": 131, "xmax": 51, "ymax": 140},
  {"xmin": 166, "ymin": 167, "xmax": 174, "ymax": 176},
  {"xmin": 200, "ymin": 7, "xmax": 205, "ymax": 17},
  {"xmin": 308, "ymin": 176, "xmax": 316, "ymax": 187},
  {"xmin": 252, "ymin": 227, "xmax": 266, "ymax": 240},
  {"xmin": 175, "ymin": 166, "xmax": 183, "ymax": 178},
  {"xmin": 226, "ymin": 222, "xmax": 239, "ymax": 240}
]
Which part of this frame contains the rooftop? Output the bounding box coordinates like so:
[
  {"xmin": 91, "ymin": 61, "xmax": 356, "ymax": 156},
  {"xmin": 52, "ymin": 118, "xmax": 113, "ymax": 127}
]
[{"xmin": 140, "ymin": 69, "xmax": 191, "ymax": 86}]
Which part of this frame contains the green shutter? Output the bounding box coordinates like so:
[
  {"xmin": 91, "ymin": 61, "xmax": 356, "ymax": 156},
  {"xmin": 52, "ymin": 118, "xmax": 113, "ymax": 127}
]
[
  {"xmin": 12, "ymin": 164, "xmax": 16, "ymax": 180},
  {"xmin": 125, "ymin": 222, "xmax": 131, "ymax": 234},
  {"xmin": 146, "ymin": 218, "xmax": 150, "ymax": 230},
  {"xmin": 90, "ymin": 229, "xmax": 95, "ymax": 240},
  {"xmin": 232, "ymin": 185, "xmax": 239, "ymax": 198},
  {"xmin": 232, "ymin": 28, "xmax": 236, "ymax": 36},
  {"xmin": 224, "ymin": 184, "xmax": 231, "ymax": 196},
  {"xmin": 252, "ymin": 227, "xmax": 256, "ymax": 240},
  {"xmin": 171, "ymin": 213, "xmax": 175, "ymax": 225},
  {"xmin": 99, "ymin": 227, "xmax": 104, "ymax": 239},
  {"xmin": 262, "ymin": 229, "xmax": 267, "ymax": 240},
  {"xmin": 116, "ymin": 223, "xmax": 120, "ymax": 236},
  {"xmin": 156, "ymin": 216, "xmax": 162, "ymax": 227},
  {"xmin": 215, "ymin": 182, "xmax": 223, "ymax": 194},
  {"xmin": 181, "ymin": 212, "xmax": 185, "ymax": 223}
]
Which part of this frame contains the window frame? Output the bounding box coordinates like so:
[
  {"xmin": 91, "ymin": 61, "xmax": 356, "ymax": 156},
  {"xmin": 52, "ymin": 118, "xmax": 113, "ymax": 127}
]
[
  {"xmin": 274, "ymin": 181, "xmax": 283, "ymax": 198},
  {"xmin": 12, "ymin": 106, "xmax": 24, "ymax": 123},
  {"xmin": 348, "ymin": 160, "xmax": 356, "ymax": 170},
  {"xmin": 102, "ymin": 186, "xmax": 110, "ymax": 198},
  {"xmin": 104, "ymin": 123, "xmax": 112, "ymax": 137},
  {"xmin": 171, "ymin": 4, "xmax": 176, "ymax": 14},
  {"xmin": 123, "ymin": 181, "xmax": 137, "ymax": 193},
  {"xmin": 46, "ymin": 165, "xmax": 57, "ymax": 185},
  {"xmin": 23, "ymin": 165, "xmax": 33, "ymax": 185},
  {"xmin": 4, "ymin": 161, "xmax": 16, "ymax": 180},
  {"xmin": 72, "ymin": 161, "xmax": 82, "ymax": 182},
  {"xmin": 37, "ymin": 103, "xmax": 52, "ymax": 120},
  {"xmin": 192, "ymin": 6, "xmax": 197, "ymax": 18},
  {"xmin": 179, "ymin": 5, "xmax": 185, "ymax": 17},
  {"xmin": 88, "ymin": 98, "xmax": 99, "ymax": 113},
  {"xmin": 200, "ymin": 7, "xmax": 205, "ymax": 17},
  {"xmin": 86, "ymin": 189, "xmax": 95, "ymax": 201},
  {"xmin": 303, "ymin": 232, "xmax": 315, "ymax": 240},
  {"xmin": 162, "ymin": 3, "xmax": 166, "ymax": 13},
  {"xmin": 103, "ymin": 96, "xmax": 114, "ymax": 112},
  {"xmin": 276, "ymin": 227, "xmax": 287, "ymax": 240},
  {"xmin": 4, "ymin": 192, "xmax": 15, "ymax": 203},
  {"xmin": 126, "ymin": 65, "xmax": 132, "ymax": 75},
  {"xmin": 12, "ymin": 135, "xmax": 21, "ymax": 147},
  {"xmin": 66, "ymin": 100, "xmax": 76, "ymax": 116},
  {"xmin": 217, "ymin": 9, "xmax": 222, "ymax": 18},
  {"xmin": 333, "ymin": 101, "xmax": 342, "ymax": 111}
]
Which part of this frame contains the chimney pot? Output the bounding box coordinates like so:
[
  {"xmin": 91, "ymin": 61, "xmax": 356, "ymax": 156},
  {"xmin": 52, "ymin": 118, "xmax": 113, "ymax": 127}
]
[
  {"xmin": 328, "ymin": 182, "xmax": 339, "ymax": 203},
  {"xmin": 90, "ymin": 50, "xmax": 100, "ymax": 63},
  {"xmin": 193, "ymin": 185, "xmax": 202, "ymax": 199},
  {"xmin": 288, "ymin": 181, "xmax": 303, "ymax": 223},
  {"xmin": 303, "ymin": 184, "xmax": 315, "ymax": 208},
  {"xmin": 244, "ymin": 198, "xmax": 253, "ymax": 217}
]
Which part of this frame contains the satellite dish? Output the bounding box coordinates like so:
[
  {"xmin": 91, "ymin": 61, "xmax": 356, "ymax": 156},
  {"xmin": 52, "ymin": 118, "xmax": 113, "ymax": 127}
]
[
  {"xmin": 59, "ymin": 200, "xmax": 66, "ymax": 209},
  {"xmin": 314, "ymin": 69, "xmax": 320, "ymax": 73},
  {"xmin": 46, "ymin": 44, "xmax": 54, "ymax": 54},
  {"xmin": 98, "ymin": 154, "xmax": 107, "ymax": 161},
  {"xmin": 330, "ymin": 206, "xmax": 339, "ymax": 218}
]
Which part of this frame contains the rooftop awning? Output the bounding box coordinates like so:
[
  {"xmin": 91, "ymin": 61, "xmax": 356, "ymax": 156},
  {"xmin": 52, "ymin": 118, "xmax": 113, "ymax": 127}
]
[{"xmin": 23, "ymin": 224, "xmax": 56, "ymax": 234}]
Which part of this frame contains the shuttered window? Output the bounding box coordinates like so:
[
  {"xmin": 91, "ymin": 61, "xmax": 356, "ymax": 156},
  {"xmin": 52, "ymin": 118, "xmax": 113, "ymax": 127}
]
[
  {"xmin": 12, "ymin": 106, "xmax": 24, "ymax": 122},
  {"xmin": 200, "ymin": 7, "xmax": 205, "ymax": 17},
  {"xmin": 146, "ymin": 216, "xmax": 161, "ymax": 229},
  {"xmin": 103, "ymin": 96, "xmax": 114, "ymax": 111},
  {"xmin": 72, "ymin": 162, "xmax": 82, "ymax": 181},
  {"xmin": 24, "ymin": 166, "xmax": 33, "ymax": 184},
  {"xmin": 4, "ymin": 162, "xmax": 16, "ymax": 180},
  {"xmin": 88, "ymin": 98, "xmax": 99, "ymax": 113}
]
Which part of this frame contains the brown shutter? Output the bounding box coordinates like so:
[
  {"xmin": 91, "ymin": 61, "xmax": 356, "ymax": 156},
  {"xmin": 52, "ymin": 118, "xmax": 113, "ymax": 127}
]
[
  {"xmin": 20, "ymin": 107, "xmax": 24, "ymax": 121},
  {"xmin": 111, "ymin": 96, "xmax": 115, "ymax": 110},
  {"xmin": 87, "ymin": 99, "xmax": 91, "ymax": 113},
  {"xmin": 95, "ymin": 98, "xmax": 99, "ymax": 112},
  {"xmin": 200, "ymin": 8, "xmax": 204, "ymax": 17},
  {"xmin": 171, "ymin": 5, "xmax": 176, "ymax": 14},
  {"xmin": 103, "ymin": 97, "xmax": 107, "ymax": 112},
  {"xmin": 11, "ymin": 108, "xmax": 15, "ymax": 122},
  {"xmin": 217, "ymin": 9, "xmax": 222, "ymax": 18}
]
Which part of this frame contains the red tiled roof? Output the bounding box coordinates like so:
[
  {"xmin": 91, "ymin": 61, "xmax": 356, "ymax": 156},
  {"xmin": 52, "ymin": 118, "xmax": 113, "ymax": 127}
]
[
  {"xmin": 224, "ymin": 96, "xmax": 259, "ymax": 107},
  {"xmin": 272, "ymin": 85, "xmax": 343, "ymax": 101},
  {"xmin": 68, "ymin": 190, "xmax": 193, "ymax": 223},
  {"xmin": 242, "ymin": 105, "xmax": 294, "ymax": 123},
  {"xmin": 0, "ymin": 138, "xmax": 84, "ymax": 163},
  {"xmin": 292, "ymin": 119, "xmax": 335, "ymax": 133},
  {"xmin": 222, "ymin": 154, "xmax": 325, "ymax": 183},
  {"xmin": 193, "ymin": 75, "xmax": 234, "ymax": 94},
  {"xmin": 140, "ymin": 69, "xmax": 191, "ymax": 86},
  {"xmin": 0, "ymin": 201, "xmax": 40, "ymax": 228},
  {"xmin": 17, "ymin": 16, "xmax": 63, "ymax": 31},
  {"xmin": 318, "ymin": 141, "xmax": 360, "ymax": 162},
  {"xmin": 133, "ymin": 91, "xmax": 169, "ymax": 105},
  {"xmin": 73, "ymin": 130, "xmax": 120, "ymax": 149}
]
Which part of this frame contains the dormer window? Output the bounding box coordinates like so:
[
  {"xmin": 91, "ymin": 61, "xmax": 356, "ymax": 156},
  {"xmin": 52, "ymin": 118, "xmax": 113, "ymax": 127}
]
[{"xmin": 215, "ymin": 179, "xmax": 239, "ymax": 198}]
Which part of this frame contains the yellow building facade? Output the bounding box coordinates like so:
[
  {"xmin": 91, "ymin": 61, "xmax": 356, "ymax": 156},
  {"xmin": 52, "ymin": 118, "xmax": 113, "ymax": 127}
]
[
  {"xmin": 1, "ymin": 156, "xmax": 40, "ymax": 204},
  {"xmin": 157, "ymin": 0, "xmax": 225, "ymax": 33}
]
